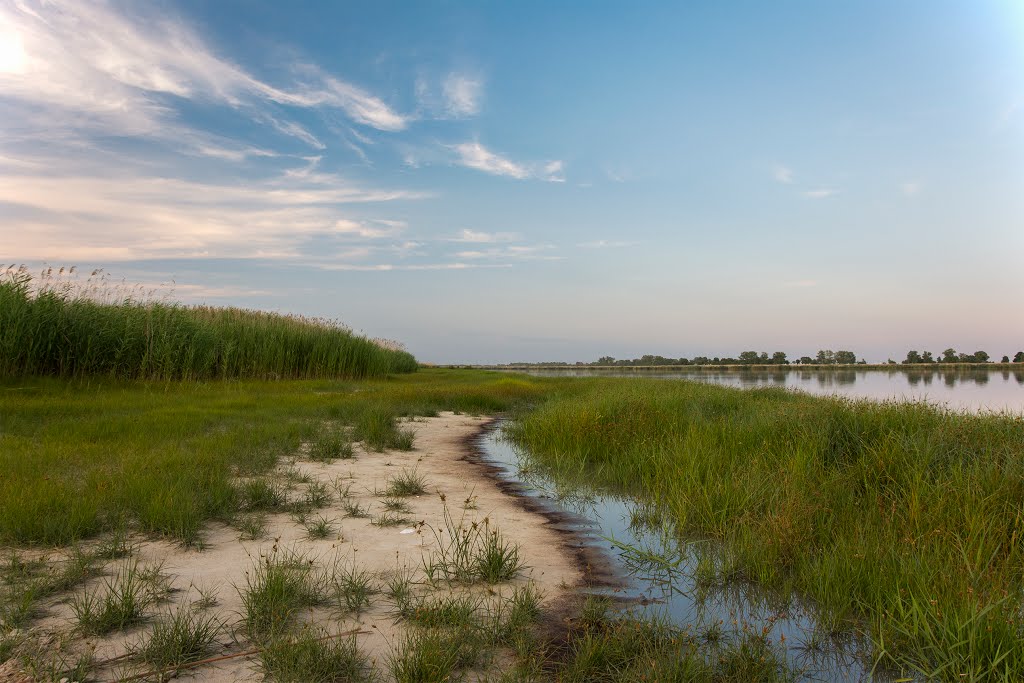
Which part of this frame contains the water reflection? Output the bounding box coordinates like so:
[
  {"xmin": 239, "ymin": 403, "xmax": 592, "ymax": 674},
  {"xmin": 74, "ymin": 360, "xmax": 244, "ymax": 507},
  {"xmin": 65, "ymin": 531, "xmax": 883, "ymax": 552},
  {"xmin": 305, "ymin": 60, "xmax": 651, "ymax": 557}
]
[
  {"xmin": 512, "ymin": 367, "xmax": 1024, "ymax": 413},
  {"xmin": 480, "ymin": 425, "xmax": 888, "ymax": 682}
]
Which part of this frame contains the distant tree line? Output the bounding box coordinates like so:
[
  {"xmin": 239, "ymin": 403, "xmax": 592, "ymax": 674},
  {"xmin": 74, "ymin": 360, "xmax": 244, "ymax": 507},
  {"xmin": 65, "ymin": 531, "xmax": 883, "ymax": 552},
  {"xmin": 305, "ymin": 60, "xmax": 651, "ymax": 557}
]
[
  {"xmin": 897, "ymin": 349, "xmax": 1024, "ymax": 365},
  {"xmin": 506, "ymin": 348, "xmax": 1024, "ymax": 367}
]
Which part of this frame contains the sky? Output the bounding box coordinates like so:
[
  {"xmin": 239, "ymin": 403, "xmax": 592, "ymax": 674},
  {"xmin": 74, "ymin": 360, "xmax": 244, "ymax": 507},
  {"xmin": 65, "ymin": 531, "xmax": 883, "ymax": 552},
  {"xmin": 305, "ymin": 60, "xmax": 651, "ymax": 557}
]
[{"xmin": 1, "ymin": 1, "xmax": 1023, "ymax": 364}]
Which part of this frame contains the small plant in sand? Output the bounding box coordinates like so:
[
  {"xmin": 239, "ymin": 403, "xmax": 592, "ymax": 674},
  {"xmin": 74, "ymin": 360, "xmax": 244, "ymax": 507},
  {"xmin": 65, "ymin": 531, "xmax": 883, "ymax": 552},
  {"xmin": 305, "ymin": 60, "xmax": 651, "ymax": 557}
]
[
  {"xmin": 239, "ymin": 548, "xmax": 328, "ymax": 641},
  {"xmin": 136, "ymin": 605, "xmax": 223, "ymax": 672},
  {"xmin": 371, "ymin": 512, "xmax": 411, "ymax": 528},
  {"xmin": 1, "ymin": 549, "xmax": 100, "ymax": 630},
  {"xmin": 71, "ymin": 560, "xmax": 165, "ymax": 635},
  {"xmin": 304, "ymin": 481, "xmax": 333, "ymax": 509},
  {"xmin": 328, "ymin": 561, "xmax": 378, "ymax": 616},
  {"xmin": 309, "ymin": 430, "xmax": 354, "ymax": 462},
  {"xmin": 388, "ymin": 628, "xmax": 481, "ymax": 683},
  {"xmin": 382, "ymin": 468, "xmax": 428, "ymax": 497},
  {"xmin": 404, "ymin": 593, "xmax": 481, "ymax": 629},
  {"xmin": 235, "ymin": 513, "xmax": 268, "ymax": 540},
  {"xmin": 384, "ymin": 567, "xmax": 417, "ymax": 619},
  {"xmin": 381, "ymin": 496, "xmax": 413, "ymax": 514},
  {"xmin": 260, "ymin": 626, "xmax": 373, "ymax": 683},
  {"xmin": 423, "ymin": 507, "xmax": 524, "ymax": 586},
  {"xmin": 304, "ymin": 515, "xmax": 339, "ymax": 540},
  {"xmin": 342, "ymin": 500, "xmax": 371, "ymax": 519}
]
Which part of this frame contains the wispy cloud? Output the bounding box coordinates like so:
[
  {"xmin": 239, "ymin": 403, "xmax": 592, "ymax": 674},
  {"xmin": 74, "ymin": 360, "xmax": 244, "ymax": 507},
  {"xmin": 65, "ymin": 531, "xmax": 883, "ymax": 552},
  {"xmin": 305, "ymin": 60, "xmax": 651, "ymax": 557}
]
[
  {"xmin": 447, "ymin": 229, "xmax": 519, "ymax": 243},
  {"xmin": 442, "ymin": 73, "xmax": 483, "ymax": 117},
  {"xmin": 0, "ymin": 0, "xmax": 410, "ymax": 141},
  {"xmin": 453, "ymin": 245, "xmax": 562, "ymax": 260},
  {"xmin": 577, "ymin": 240, "xmax": 639, "ymax": 249},
  {"xmin": 772, "ymin": 164, "xmax": 794, "ymax": 184},
  {"xmin": 803, "ymin": 188, "xmax": 838, "ymax": 199},
  {"xmin": 453, "ymin": 141, "xmax": 565, "ymax": 182},
  {"xmin": 454, "ymin": 142, "xmax": 530, "ymax": 179},
  {"xmin": 315, "ymin": 262, "xmax": 513, "ymax": 272},
  {"xmin": 265, "ymin": 116, "xmax": 326, "ymax": 150},
  {"xmin": 0, "ymin": 162, "xmax": 428, "ymax": 261}
]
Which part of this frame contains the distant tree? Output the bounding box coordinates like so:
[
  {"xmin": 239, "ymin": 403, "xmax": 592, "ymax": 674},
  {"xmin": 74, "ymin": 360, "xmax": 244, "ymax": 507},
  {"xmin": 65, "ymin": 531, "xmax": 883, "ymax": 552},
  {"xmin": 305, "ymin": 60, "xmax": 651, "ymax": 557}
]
[
  {"xmin": 941, "ymin": 348, "xmax": 958, "ymax": 363},
  {"xmin": 903, "ymin": 350, "xmax": 922, "ymax": 364},
  {"xmin": 738, "ymin": 351, "xmax": 760, "ymax": 365},
  {"xmin": 858, "ymin": 358, "xmax": 867, "ymax": 364},
  {"xmin": 921, "ymin": 351, "xmax": 935, "ymax": 364},
  {"xmin": 692, "ymin": 356, "xmax": 710, "ymax": 365},
  {"xmin": 1001, "ymin": 355, "xmax": 1010, "ymax": 363},
  {"xmin": 835, "ymin": 350, "xmax": 857, "ymax": 365},
  {"xmin": 597, "ymin": 356, "xmax": 615, "ymax": 365},
  {"xmin": 1014, "ymin": 351, "xmax": 1024, "ymax": 363},
  {"xmin": 771, "ymin": 351, "xmax": 789, "ymax": 365},
  {"xmin": 799, "ymin": 356, "xmax": 814, "ymax": 365},
  {"xmin": 816, "ymin": 349, "xmax": 835, "ymax": 365},
  {"xmin": 972, "ymin": 350, "xmax": 990, "ymax": 363}
]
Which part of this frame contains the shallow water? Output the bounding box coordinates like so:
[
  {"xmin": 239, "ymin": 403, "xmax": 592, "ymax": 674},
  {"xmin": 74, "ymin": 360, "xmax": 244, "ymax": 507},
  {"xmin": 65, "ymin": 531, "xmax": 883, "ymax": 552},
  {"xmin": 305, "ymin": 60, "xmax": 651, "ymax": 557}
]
[
  {"xmin": 479, "ymin": 423, "xmax": 890, "ymax": 682},
  {"xmin": 512, "ymin": 367, "xmax": 1024, "ymax": 414}
]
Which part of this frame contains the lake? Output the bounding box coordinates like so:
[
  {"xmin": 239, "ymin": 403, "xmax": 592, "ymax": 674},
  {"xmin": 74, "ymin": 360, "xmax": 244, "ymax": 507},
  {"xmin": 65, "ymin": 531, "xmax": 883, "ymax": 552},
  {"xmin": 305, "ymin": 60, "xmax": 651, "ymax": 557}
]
[{"xmin": 505, "ymin": 366, "xmax": 1024, "ymax": 414}]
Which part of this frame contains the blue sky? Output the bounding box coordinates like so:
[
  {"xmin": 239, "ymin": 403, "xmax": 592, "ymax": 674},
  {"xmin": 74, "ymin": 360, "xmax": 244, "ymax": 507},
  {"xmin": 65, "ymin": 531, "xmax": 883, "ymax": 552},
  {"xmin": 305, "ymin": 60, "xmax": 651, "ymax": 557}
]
[{"xmin": 2, "ymin": 1, "xmax": 1022, "ymax": 363}]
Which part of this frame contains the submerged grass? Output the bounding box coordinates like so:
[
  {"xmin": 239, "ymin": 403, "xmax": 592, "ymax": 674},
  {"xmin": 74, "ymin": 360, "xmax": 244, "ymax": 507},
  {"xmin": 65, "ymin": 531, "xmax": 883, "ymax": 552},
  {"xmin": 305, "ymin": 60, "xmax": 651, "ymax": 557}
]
[{"xmin": 507, "ymin": 379, "xmax": 1024, "ymax": 679}]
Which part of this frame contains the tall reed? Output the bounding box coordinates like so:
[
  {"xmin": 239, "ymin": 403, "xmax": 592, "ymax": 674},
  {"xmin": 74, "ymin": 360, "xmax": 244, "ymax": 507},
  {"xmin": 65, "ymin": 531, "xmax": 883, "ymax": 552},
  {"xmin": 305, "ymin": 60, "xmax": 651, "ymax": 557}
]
[{"xmin": 0, "ymin": 266, "xmax": 416, "ymax": 380}]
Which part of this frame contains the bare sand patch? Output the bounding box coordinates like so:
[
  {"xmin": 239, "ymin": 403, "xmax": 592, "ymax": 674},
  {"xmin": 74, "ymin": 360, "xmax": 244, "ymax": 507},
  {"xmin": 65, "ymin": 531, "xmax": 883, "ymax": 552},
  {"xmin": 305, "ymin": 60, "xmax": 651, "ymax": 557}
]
[{"xmin": 2, "ymin": 412, "xmax": 580, "ymax": 682}]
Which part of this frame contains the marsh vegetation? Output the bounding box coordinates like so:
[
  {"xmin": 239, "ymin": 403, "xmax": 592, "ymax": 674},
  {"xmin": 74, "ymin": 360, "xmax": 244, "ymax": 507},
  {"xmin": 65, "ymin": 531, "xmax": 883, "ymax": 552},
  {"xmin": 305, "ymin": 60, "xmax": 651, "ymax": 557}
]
[{"xmin": 2, "ymin": 282, "xmax": 1021, "ymax": 681}]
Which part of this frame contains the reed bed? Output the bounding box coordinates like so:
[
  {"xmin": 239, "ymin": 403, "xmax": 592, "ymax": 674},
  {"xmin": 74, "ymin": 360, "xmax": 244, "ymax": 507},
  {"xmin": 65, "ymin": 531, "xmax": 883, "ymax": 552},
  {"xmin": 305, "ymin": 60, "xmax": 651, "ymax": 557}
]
[
  {"xmin": 0, "ymin": 266, "xmax": 416, "ymax": 380},
  {"xmin": 507, "ymin": 380, "xmax": 1024, "ymax": 680}
]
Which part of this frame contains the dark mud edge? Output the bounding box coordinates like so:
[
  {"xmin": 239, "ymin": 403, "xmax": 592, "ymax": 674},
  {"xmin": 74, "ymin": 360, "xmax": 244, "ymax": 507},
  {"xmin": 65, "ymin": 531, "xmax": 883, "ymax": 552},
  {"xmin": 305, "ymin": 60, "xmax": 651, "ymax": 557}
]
[{"xmin": 458, "ymin": 415, "xmax": 646, "ymax": 638}]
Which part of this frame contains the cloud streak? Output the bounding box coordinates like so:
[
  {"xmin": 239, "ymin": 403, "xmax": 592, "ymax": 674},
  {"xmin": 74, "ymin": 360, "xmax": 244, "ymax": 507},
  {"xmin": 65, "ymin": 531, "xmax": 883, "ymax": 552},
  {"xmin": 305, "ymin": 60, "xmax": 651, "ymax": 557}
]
[
  {"xmin": 0, "ymin": 0, "xmax": 410, "ymax": 141},
  {"xmin": 453, "ymin": 141, "xmax": 565, "ymax": 182}
]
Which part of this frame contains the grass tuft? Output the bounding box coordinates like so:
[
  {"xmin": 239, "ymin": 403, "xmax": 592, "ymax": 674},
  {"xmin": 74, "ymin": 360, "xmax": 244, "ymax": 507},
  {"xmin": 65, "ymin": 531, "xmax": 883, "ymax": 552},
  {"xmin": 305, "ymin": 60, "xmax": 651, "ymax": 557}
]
[
  {"xmin": 383, "ymin": 469, "xmax": 428, "ymax": 497},
  {"xmin": 136, "ymin": 605, "xmax": 223, "ymax": 671},
  {"xmin": 354, "ymin": 406, "xmax": 416, "ymax": 452},
  {"xmin": 70, "ymin": 560, "xmax": 160, "ymax": 635},
  {"xmin": 239, "ymin": 549, "xmax": 326, "ymax": 642}
]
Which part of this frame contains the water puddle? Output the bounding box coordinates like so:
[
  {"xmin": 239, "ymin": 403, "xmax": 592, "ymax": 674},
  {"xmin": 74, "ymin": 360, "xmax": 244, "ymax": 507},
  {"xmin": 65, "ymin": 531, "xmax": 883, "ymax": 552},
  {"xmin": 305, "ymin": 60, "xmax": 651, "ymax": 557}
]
[{"xmin": 478, "ymin": 421, "xmax": 892, "ymax": 682}]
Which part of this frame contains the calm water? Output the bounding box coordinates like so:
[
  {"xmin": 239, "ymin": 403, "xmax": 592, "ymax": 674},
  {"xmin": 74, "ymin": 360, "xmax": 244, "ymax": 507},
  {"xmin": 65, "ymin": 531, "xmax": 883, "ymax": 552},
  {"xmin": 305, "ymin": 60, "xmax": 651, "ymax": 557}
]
[
  {"xmin": 512, "ymin": 367, "xmax": 1024, "ymax": 414},
  {"xmin": 480, "ymin": 424, "xmax": 882, "ymax": 682}
]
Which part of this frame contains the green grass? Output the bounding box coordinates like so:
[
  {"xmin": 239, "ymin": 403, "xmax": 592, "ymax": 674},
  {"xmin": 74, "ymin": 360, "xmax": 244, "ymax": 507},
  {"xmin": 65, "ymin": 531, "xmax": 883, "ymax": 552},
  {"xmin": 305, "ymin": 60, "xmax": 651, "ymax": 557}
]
[
  {"xmin": 70, "ymin": 560, "xmax": 165, "ymax": 635},
  {"xmin": 423, "ymin": 506, "xmax": 525, "ymax": 586},
  {"xmin": 551, "ymin": 601, "xmax": 792, "ymax": 683},
  {"xmin": 239, "ymin": 548, "xmax": 328, "ymax": 641},
  {"xmin": 329, "ymin": 562, "xmax": 378, "ymax": 616},
  {"xmin": 136, "ymin": 605, "xmax": 223, "ymax": 671},
  {"xmin": 353, "ymin": 405, "xmax": 416, "ymax": 451},
  {"xmin": 309, "ymin": 430, "xmax": 354, "ymax": 462},
  {"xmin": 388, "ymin": 627, "xmax": 482, "ymax": 683},
  {"xmin": 507, "ymin": 379, "xmax": 1024, "ymax": 679},
  {"xmin": 304, "ymin": 515, "xmax": 339, "ymax": 540},
  {"xmin": 0, "ymin": 265, "xmax": 417, "ymax": 381},
  {"xmin": 6, "ymin": 366, "xmax": 1018, "ymax": 675},
  {"xmin": 259, "ymin": 627, "xmax": 374, "ymax": 683},
  {"xmin": 383, "ymin": 468, "xmax": 428, "ymax": 497},
  {"xmin": 0, "ymin": 370, "xmax": 546, "ymax": 546}
]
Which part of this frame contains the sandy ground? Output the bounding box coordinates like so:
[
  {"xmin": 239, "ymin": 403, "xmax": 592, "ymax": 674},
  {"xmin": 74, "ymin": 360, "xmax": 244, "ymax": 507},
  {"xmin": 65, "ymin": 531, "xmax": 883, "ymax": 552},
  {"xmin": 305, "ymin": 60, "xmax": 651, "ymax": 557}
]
[{"xmin": 0, "ymin": 412, "xmax": 581, "ymax": 682}]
